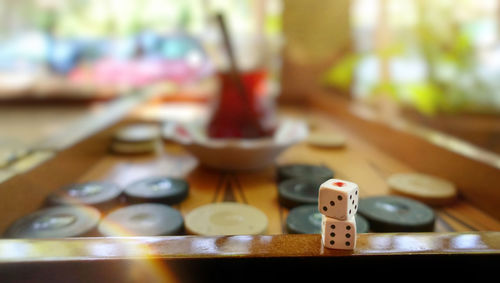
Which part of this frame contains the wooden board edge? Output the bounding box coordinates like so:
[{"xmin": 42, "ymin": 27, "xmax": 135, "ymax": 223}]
[{"xmin": 0, "ymin": 232, "xmax": 498, "ymax": 263}]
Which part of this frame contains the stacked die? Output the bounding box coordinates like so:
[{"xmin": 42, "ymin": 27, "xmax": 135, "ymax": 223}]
[{"xmin": 318, "ymin": 179, "xmax": 359, "ymax": 250}]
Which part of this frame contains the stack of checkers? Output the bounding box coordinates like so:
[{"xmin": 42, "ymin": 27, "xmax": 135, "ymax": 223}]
[
  {"xmin": 110, "ymin": 123, "xmax": 161, "ymax": 155},
  {"xmin": 318, "ymin": 179, "xmax": 360, "ymax": 250},
  {"xmin": 3, "ymin": 176, "xmax": 189, "ymax": 238}
]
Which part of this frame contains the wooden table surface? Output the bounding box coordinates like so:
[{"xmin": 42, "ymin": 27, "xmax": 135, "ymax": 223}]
[
  {"xmin": 70, "ymin": 106, "xmax": 500, "ymax": 235},
  {"xmin": 1, "ymin": 96, "xmax": 500, "ymax": 233},
  {"xmin": 0, "ymin": 94, "xmax": 499, "ymax": 281}
]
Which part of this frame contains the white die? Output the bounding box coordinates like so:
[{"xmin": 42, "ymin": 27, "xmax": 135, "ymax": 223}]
[
  {"xmin": 318, "ymin": 179, "xmax": 359, "ymax": 220},
  {"xmin": 321, "ymin": 215, "xmax": 356, "ymax": 250}
]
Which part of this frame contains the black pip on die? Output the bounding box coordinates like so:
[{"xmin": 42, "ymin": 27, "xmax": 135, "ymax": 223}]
[{"xmin": 319, "ymin": 179, "xmax": 359, "ymax": 250}]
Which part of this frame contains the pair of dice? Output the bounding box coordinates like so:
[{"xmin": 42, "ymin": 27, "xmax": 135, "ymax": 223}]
[{"xmin": 318, "ymin": 179, "xmax": 359, "ymax": 250}]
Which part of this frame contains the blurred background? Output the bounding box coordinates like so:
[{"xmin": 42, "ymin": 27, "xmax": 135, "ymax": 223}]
[{"xmin": 0, "ymin": 0, "xmax": 499, "ymax": 173}]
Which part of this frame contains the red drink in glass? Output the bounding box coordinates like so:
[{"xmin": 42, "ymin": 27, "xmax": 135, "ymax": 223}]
[{"xmin": 208, "ymin": 69, "xmax": 275, "ymax": 139}]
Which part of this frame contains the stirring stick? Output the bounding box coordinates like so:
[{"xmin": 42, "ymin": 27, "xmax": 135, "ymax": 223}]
[{"xmin": 215, "ymin": 13, "xmax": 251, "ymax": 104}]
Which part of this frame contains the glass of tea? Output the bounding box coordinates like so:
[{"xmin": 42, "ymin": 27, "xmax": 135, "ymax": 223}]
[{"xmin": 207, "ymin": 69, "xmax": 276, "ymax": 139}]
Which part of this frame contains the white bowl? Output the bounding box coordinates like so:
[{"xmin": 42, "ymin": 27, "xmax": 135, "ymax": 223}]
[{"xmin": 163, "ymin": 118, "xmax": 308, "ymax": 171}]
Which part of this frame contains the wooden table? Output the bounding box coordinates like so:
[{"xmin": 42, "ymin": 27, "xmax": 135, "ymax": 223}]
[{"xmin": 0, "ymin": 92, "xmax": 499, "ymax": 281}]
